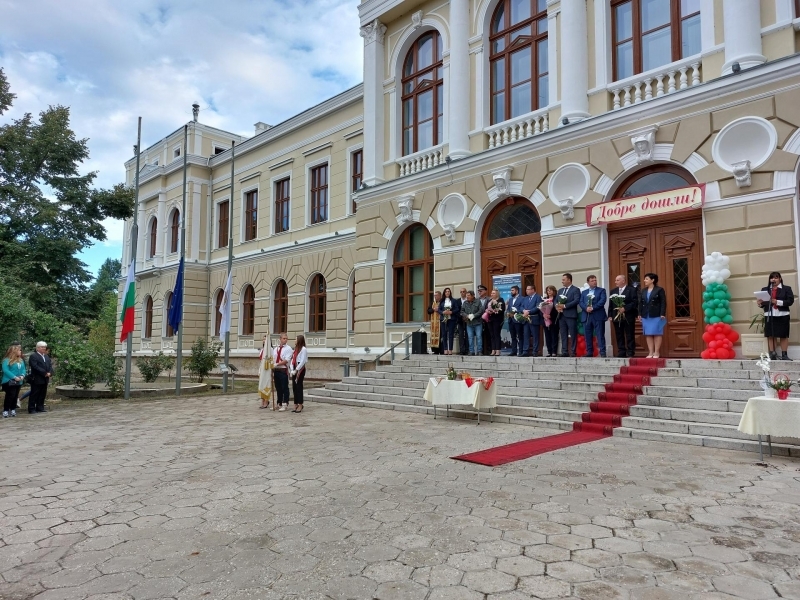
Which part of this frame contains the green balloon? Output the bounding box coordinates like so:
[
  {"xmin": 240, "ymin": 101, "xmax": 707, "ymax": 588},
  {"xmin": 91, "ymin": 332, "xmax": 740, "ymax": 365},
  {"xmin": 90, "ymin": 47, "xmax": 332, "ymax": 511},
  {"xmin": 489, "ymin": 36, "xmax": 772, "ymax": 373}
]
[
  {"xmin": 713, "ymin": 291, "xmax": 726, "ymax": 300},
  {"xmin": 722, "ymin": 315, "xmax": 733, "ymax": 324},
  {"xmin": 705, "ymin": 308, "xmax": 714, "ymax": 317},
  {"xmin": 703, "ymin": 292, "xmax": 712, "ymax": 301},
  {"xmin": 714, "ymin": 307, "xmax": 728, "ymax": 317},
  {"xmin": 718, "ymin": 284, "xmax": 728, "ymax": 292},
  {"xmin": 709, "ymin": 316, "xmax": 721, "ymax": 324}
]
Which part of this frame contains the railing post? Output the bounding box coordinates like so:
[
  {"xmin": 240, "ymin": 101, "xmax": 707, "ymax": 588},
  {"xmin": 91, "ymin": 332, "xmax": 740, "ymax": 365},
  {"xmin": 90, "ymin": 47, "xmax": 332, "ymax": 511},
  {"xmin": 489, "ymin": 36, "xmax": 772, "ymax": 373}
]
[
  {"xmin": 390, "ymin": 347, "xmax": 395, "ymax": 363},
  {"xmin": 405, "ymin": 336, "xmax": 410, "ymax": 359},
  {"xmin": 341, "ymin": 358, "xmax": 350, "ymax": 378},
  {"xmin": 357, "ymin": 359, "xmax": 364, "ymax": 374}
]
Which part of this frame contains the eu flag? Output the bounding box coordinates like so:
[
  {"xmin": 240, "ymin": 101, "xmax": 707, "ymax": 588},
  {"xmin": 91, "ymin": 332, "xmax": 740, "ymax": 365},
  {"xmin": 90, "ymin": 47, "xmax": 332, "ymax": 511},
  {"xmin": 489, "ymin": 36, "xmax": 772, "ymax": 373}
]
[{"xmin": 167, "ymin": 258, "xmax": 184, "ymax": 333}]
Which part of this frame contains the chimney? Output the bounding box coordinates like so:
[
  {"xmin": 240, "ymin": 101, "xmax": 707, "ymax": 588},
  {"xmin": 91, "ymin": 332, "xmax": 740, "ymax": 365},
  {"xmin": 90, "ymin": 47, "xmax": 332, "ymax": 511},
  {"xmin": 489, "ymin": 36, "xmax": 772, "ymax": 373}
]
[{"xmin": 254, "ymin": 122, "xmax": 271, "ymax": 135}]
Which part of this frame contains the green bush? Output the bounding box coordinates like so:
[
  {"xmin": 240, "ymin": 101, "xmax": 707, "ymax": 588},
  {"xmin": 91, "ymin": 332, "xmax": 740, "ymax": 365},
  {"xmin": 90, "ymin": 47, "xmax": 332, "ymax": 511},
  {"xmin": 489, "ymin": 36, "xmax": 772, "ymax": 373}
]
[
  {"xmin": 137, "ymin": 352, "xmax": 174, "ymax": 383},
  {"xmin": 185, "ymin": 338, "xmax": 222, "ymax": 383}
]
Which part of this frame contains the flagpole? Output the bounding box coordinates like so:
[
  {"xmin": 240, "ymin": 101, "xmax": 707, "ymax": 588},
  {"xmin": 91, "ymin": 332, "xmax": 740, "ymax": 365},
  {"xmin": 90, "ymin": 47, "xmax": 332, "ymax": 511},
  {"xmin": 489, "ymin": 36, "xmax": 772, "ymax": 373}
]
[
  {"xmin": 176, "ymin": 124, "xmax": 188, "ymax": 396},
  {"xmin": 124, "ymin": 117, "xmax": 142, "ymax": 401},
  {"xmin": 223, "ymin": 140, "xmax": 235, "ymax": 393}
]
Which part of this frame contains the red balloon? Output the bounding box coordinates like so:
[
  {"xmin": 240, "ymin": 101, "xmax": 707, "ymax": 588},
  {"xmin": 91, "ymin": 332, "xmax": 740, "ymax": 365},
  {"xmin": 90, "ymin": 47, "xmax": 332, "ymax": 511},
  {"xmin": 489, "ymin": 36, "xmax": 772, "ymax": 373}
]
[
  {"xmin": 702, "ymin": 332, "xmax": 713, "ymax": 343},
  {"xmin": 708, "ymin": 341, "xmax": 718, "ymax": 349},
  {"xmin": 728, "ymin": 331, "xmax": 740, "ymax": 342},
  {"xmin": 709, "ymin": 351, "xmax": 718, "ymax": 359}
]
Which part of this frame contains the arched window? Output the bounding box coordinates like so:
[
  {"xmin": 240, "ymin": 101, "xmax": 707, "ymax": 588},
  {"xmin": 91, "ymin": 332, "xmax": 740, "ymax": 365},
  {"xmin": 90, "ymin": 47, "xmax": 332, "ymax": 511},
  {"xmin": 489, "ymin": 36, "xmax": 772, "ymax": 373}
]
[
  {"xmin": 490, "ymin": 0, "xmax": 549, "ymax": 125},
  {"xmin": 242, "ymin": 285, "xmax": 255, "ymax": 336},
  {"xmin": 612, "ymin": 0, "xmax": 701, "ymax": 81},
  {"xmin": 617, "ymin": 165, "xmax": 694, "ymax": 198},
  {"xmin": 164, "ymin": 291, "xmax": 174, "ymax": 337},
  {"xmin": 393, "ymin": 225, "xmax": 434, "ymax": 323},
  {"xmin": 273, "ymin": 280, "xmax": 288, "ymax": 334},
  {"xmin": 169, "ymin": 209, "xmax": 180, "ymax": 254},
  {"xmin": 214, "ymin": 289, "xmax": 224, "ymax": 337},
  {"xmin": 309, "ymin": 274, "xmax": 326, "ymax": 333},
  {"xmin": 148, "ymin": 218, "xmax": 158, "ymax": 259},
  {"xmin": 402, "ymin": 31, "xmax": 444, "ymax": 156},
  {"xmin": 144, "ymin": 296, "xmax": 153, "ymax": 339},
  {"xmin": 485, "ymin": 202, "xmax": 542, "ymax": 241}
]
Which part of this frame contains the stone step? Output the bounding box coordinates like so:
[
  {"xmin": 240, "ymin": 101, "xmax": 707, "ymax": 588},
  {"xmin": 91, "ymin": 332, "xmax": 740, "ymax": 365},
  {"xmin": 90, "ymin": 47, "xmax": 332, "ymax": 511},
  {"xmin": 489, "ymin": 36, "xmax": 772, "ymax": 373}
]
[
  {"xmin": 304, "ymin": 392, "xmax": 574, "ymax": 431},
  {"xmin": 317, "ymin": 387, "xmax": 586, "ymax": 423},
  {"xmin": 636, "ymin": 395, "xmax": 747, "ymax": 414},
  {"xmin": 628, "ymin": 405, "xmax": 743, "ymax": 426},
  {"xmin": 620, "ymin": 416, "xmax": 759, "ymax": 441},
  {"xmin": 613, "ymin": 427, "xmax": 800, "ymax": 457}
]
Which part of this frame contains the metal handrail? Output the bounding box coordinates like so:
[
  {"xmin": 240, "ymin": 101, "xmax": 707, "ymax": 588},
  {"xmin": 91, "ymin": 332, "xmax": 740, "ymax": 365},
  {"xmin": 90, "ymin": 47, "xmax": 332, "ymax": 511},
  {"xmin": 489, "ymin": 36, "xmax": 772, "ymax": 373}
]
[
  {"xmin": 375, "ymin": 330, "xmax": 419, "ymax": 366},
  {"xmin": 339, "ymin": 329, "xmax": 422, "ymax": 379}
]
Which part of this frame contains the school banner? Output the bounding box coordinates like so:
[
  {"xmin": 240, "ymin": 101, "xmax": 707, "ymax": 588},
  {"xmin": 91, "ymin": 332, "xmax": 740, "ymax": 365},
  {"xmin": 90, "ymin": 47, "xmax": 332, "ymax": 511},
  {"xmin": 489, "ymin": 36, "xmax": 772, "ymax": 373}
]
[{"xmin": 586, "ymin": 184, "xmax": 705, "ymax": 226}]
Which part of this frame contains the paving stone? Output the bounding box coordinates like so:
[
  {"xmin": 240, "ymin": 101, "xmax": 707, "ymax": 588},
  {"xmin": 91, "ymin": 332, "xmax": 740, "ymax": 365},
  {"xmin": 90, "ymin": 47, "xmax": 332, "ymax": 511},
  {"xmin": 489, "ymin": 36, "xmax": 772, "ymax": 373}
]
[
  {"xmin": 573, "ymin": 580, "xmax": 628, "ymax": 600},
  {"xmin": 428, "ymin": 585, "xmax": 484, "ymax": 600},
  {"xmin": 461, "ymin": 569, "xmax": 517, "ymax": 594},
  {"xmin": 496, "ymin": 554, "xmax": 544, "ymax": 576},
  {"xmin": 711, "ymin": 574, "xmax": 778, "ymax": 598},
  {"xmin": 374, "ymin": 580, "xmax": 429, "ymax": 600},
  {"xmin": 546, "ymin": 560, "xmax": 597, "ymax": 582},
  {"xmin": 517, "ymin": 574, "xmax": 572, "ymax": 598},
  {"xmin": 525, "ymin": 543, "xmax": 571, "ymax": 563}
]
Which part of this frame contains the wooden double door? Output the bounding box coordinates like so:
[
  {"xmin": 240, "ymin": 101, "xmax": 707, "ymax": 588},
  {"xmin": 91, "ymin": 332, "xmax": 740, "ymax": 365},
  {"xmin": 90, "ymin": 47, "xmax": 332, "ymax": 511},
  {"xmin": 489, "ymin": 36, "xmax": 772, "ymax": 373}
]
[{"xmin": 608, "ymin": 213, "xmax": 704, "ymax": 357}]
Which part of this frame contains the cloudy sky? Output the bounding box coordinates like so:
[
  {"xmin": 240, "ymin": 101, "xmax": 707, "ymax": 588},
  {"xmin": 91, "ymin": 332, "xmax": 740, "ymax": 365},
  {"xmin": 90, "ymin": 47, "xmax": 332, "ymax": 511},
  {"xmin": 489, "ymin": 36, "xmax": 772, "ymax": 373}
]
[{"xmin": 0, "ymin": 0, "xmax": 363, "ymax": 276}]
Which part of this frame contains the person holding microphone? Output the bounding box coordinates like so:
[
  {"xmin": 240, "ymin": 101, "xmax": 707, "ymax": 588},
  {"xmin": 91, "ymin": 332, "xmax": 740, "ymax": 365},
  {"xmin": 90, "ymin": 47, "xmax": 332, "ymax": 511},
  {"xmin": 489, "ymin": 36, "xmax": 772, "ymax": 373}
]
[{"xmin": 758, "ymin": 271, "xmax": 793, "ymax": 361}]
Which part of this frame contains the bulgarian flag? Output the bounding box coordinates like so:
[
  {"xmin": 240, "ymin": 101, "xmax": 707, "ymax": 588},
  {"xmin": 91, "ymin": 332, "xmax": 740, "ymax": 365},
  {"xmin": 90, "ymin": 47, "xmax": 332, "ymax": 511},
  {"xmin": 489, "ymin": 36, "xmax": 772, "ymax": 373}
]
[{"xmin": 119, "ymin": 259, "xmax": 136, "ymax": 342}]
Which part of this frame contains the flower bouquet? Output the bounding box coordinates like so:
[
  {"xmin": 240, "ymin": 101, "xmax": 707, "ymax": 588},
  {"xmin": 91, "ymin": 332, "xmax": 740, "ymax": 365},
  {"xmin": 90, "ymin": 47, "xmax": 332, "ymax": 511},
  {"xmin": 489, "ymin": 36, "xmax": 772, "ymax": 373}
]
[
  {"xmin": 609, "ymin": 293, "xmax": 626, "ymax": 322},
  {"xmin": 483, "ymin": 299, "xmax": 501, "ymax": 322},
  {"xmin": 539, "ymin": 299, "xmax": 554, "ymax": 327},
  {"xmin": 514, "ymin": 312, "xmax": 531, "ymax": 324}
]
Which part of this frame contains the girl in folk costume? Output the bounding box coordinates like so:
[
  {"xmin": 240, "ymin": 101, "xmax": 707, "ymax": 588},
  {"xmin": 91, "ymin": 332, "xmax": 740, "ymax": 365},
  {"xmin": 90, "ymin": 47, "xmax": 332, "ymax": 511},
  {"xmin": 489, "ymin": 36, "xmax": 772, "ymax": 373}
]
[
  {"xmin": 290, "ymin": 335, "xmax": 308, "ymax": 413},
  {"xmin": 427, "ymin": 291, "xmax": 442, "ymax": 354},
  {"xmin": 758, "ymin": 271, "xmax": 794, "ymax": 360}
]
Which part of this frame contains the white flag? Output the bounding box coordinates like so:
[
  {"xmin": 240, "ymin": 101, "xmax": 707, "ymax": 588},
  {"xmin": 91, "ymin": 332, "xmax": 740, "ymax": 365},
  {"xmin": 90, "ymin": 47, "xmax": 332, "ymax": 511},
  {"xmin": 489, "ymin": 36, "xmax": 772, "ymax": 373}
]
[{"xmin": 219, "ymin": 270, "xmax": 233, "ymax": 335}]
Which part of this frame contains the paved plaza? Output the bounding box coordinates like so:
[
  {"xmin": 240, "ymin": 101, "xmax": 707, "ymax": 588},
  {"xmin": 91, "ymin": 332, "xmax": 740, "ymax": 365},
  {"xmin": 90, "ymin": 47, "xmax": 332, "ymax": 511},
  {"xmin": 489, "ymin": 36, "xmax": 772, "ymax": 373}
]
[{"xmin": 0, "ymin": 396, "xmax": 799, "ymax": 600}]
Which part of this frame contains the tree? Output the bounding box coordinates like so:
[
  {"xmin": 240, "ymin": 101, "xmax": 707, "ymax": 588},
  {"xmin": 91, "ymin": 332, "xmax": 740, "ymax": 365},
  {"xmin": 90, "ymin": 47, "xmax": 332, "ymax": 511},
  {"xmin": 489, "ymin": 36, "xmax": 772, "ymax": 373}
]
[
  {"xmin": 85, "ymin": 258, "xmax": 122, "ymax": 322},
  {"xmin": 0, "ymin": 69, "xmax": 134, "ymax": 323}
]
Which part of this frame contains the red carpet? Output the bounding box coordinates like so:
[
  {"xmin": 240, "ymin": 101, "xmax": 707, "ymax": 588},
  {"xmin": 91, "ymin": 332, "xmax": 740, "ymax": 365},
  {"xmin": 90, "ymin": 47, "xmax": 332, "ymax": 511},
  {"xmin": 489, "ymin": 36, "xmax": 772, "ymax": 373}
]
[{"xmin": 451, "ymin": 357, "xmax": 665, "ymax": 466}]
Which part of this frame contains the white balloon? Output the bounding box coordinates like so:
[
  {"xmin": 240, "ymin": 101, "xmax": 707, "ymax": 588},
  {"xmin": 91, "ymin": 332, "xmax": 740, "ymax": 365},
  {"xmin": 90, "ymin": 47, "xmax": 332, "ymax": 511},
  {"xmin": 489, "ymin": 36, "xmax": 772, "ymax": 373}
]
[{"xmin": 720, "ymin": 269, "xmax": 731, "ymax": 281}]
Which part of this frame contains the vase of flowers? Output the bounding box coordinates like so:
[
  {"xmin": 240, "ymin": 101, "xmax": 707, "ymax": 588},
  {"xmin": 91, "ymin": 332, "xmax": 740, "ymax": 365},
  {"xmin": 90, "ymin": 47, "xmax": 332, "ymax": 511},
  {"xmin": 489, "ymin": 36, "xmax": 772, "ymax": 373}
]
[
  {"xmin": 755, "ymin": 353, "xmax": 775, "ymax": 397},
  {"xmin": 769, "ymin": 372, "xmax": 794, "ymax": 400}
]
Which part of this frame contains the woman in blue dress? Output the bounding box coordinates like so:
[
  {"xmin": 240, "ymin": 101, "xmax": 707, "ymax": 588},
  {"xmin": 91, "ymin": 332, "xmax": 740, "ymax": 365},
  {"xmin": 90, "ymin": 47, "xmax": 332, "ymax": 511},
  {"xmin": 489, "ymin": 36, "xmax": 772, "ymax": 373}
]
[{"xmin": 638, "ymin": 273, "xmax": 667, "ymax": 358}]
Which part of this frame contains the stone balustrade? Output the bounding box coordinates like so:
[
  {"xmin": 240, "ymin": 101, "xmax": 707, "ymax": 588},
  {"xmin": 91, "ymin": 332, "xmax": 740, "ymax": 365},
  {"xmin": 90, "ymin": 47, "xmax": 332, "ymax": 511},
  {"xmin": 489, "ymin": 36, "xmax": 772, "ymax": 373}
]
[{"xmin": 609, "ymin": 58, "xmax": 702, "ymax": 110}]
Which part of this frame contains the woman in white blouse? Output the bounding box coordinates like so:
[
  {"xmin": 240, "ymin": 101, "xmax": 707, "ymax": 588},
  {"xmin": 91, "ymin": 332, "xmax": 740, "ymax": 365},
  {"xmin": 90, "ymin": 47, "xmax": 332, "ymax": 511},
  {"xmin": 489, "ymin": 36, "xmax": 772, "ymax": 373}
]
[{"xmin": 290, "ymin": 335, "xmax": 308, "ymax": 413}]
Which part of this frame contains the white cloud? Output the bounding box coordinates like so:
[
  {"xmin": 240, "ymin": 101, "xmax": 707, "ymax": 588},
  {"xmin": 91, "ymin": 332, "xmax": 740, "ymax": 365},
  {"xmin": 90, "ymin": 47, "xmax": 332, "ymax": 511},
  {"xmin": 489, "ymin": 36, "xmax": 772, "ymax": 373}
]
[{"xmin": 0, "ymin": 0, "xmax": 363, "ymax": 265}]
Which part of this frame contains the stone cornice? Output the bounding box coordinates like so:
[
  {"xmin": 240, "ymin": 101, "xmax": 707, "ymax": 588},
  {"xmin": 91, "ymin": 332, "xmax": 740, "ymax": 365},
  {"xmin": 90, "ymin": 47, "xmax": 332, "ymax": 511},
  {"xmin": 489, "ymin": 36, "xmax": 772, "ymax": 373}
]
[
  {"xmin": 124, "ymin": 123, "xmax": 246, "ymax": 168},
  {"xmin": 208, "ymin": 85, "xmax": 363, "ymax": 169},
  {"xmin": 355, "ymin": 53, "xmax": 800, "ymax": 208}
]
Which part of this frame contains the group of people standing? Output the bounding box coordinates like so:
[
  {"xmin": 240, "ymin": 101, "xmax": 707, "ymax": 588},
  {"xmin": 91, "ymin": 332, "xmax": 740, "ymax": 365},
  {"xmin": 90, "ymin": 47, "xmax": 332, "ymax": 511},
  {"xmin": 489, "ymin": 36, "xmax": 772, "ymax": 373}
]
[
  {"xmin": 428, "ymin": 272, "xmax": 668, "ymax": 359},
  {"xmin": 1, "ymin": 341, "xmax": 53, "ymax": 417},
  {"xmin": 263, "ymin": 333, "xmax": 308, "ymax": 412}
]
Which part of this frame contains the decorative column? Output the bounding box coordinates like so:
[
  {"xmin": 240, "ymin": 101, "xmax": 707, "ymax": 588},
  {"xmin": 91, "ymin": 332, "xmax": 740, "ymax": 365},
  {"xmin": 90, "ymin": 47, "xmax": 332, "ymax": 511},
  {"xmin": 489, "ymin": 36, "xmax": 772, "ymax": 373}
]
[
  {"xmin": 448, "ymin": 0, "xmax": 470, "ymax": 159},
  {"xmin": 360, "ymin": 19, "xmax": 387, "ymax": 186},
  {"xmin": 136, "ymin": 201, "xmax": 147, "ymax": 269},
  {"xmin": 559, "ymin": 0, "xmax": 590, "ymax": 123},
  {"xmin": 721, "ymin": 0, "xmax": 765, "ymax": 74}
]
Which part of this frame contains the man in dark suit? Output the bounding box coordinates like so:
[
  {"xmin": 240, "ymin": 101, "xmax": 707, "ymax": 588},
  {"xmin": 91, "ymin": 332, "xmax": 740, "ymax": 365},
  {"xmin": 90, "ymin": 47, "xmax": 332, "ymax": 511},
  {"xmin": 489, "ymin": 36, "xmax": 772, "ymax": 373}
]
[
  {"xmin": 580, "ymin": 275, "xmax": 608, "ymax": 357},
  {"xmin": 608, "ymin": 274, "xmax": 638, "ymax": 357},
  {"xmin": 520, "ymin": 284, "xmax": 543, "ymax": 357},
  {"xmin": 28, "ymin": 341, "xmax": 53, "ymax": 413},
  {"xmin": 555, "ymin": 273, "xmax": 581, "ymax": 357},
  {"xmin": 506, "ymin": 285, "xmax": 523, "ymax": 356}
]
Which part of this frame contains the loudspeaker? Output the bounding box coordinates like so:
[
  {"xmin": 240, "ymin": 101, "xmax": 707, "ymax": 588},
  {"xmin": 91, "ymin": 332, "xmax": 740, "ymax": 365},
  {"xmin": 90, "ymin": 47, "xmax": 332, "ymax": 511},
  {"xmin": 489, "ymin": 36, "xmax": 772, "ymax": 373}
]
[{"xmin": 411, "ymin": 331, "xmax": 428, "ymax": 354}]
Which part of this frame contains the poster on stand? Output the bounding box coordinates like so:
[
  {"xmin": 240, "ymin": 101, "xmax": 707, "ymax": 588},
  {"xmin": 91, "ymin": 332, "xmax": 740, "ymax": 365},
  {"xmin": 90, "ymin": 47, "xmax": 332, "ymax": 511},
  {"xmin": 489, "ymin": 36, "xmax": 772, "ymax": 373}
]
[{"xmin": 492, "ymin": 273, "xmax": 522, "ymax": 352}]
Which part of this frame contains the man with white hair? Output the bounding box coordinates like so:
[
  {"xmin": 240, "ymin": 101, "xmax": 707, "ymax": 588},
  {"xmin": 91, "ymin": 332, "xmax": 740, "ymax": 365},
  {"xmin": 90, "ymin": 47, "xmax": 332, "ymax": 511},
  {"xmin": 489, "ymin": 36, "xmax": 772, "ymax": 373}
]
[{"xmin": 27, "ymin": 341, "xmax": 53, "ymax": 414}]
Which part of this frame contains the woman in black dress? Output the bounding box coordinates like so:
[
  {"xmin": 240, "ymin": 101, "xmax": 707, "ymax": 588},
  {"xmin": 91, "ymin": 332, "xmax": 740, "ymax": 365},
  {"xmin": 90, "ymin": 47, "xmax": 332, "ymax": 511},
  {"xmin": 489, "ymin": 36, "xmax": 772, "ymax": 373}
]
[
  {"xmin": 486, "ymin": 289, "xmax": 506, "ymax": 356},
  {"xmin": 758, "ymin": 271, "xmax": 794, "ymax": 360}
]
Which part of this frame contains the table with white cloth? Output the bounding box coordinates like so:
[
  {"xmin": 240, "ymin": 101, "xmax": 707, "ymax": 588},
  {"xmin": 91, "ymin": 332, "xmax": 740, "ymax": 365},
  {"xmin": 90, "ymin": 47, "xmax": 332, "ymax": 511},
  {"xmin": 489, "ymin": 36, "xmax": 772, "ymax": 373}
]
[
  {"xmin": 738, "ymin": 396, "xmax": 800, "ymax": 460},
  {"xmin": 423, "ymin": 378, "xmax": 497, "ymax": 424}
]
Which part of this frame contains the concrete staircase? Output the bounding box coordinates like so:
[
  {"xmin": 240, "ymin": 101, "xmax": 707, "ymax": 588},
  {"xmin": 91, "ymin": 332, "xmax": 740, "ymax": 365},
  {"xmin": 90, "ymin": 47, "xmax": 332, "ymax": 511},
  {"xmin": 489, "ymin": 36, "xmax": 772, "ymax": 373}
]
[{"xmin": 306, "ymin": 355, "xmax": 800, "ymax": 457}]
